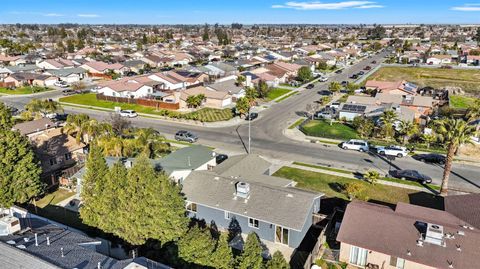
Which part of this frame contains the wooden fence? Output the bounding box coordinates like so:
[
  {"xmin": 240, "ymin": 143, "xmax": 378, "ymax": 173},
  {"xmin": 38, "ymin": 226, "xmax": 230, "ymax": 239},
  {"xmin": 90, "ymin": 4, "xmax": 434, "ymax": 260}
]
[
  {"xmin": 0, "ymin": 81, "xmax": 16, "ymax": 88},
  {"xmin": 96, "ymin": 94, "xmax": 180, "ymax": 110}
]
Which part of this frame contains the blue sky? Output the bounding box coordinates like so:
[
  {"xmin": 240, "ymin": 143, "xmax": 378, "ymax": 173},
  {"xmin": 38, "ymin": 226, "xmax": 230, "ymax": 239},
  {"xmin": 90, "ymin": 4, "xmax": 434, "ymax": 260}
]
[{"xmin": 1, "ymin": 0, "xmax": 480, "ymax": 24}]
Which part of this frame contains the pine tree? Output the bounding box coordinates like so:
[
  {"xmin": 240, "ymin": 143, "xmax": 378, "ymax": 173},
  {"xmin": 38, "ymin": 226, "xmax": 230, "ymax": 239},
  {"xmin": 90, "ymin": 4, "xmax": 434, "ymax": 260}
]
[
  {"xmin": 0, "ymin": 127, "xmax": 42, "ymax": 207},
  {"xmin": 79, "ymin": 143, "xmax": 109, "ymax": 226},
  {"xmin": 178, "ymin": 224, "xmax": 216, "ymax": 266},
  {"xmin": 0, "ymin": 102, "xmax": 14, "ymax": 129},
  {"xmin": 237, "ymin": 232, "xmax": 264, "ymax": 269},
  {"xmin": 211, "ymin": 233, "xmax": 235, "ymax": 269},
  {"xmin": 266, "ymin": 251, "xmax": 289, "ymax": 269}
]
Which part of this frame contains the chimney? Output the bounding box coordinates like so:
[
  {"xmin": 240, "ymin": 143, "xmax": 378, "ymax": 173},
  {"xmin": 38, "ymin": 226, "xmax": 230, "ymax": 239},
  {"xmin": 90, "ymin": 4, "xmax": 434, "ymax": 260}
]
[
  {"xmin": 61, "ymin": 247, "xmax": 64, "ymax": 257},
  {"xmin": 245, "ymin": 75, "xmax": 252, "ymax": 87},
  {"xmin": 97, "ymin": 262, "xmax": 101, "ymax": 269}
]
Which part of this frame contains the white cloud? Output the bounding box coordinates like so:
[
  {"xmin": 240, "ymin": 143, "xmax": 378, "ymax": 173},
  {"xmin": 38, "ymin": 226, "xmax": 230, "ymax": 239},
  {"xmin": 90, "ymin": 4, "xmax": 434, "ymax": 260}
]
[
  {"xmin": 451, "ymin": 3, "xmax": 480, "ymax": 11},
  {"xmin": 272, "ymin": 1, "xmax": 383, "ymax": 10},
  {"xmin": 44, "ymin": 13, "xmax": 64, "ymax": 17},
  {"xmin": 77, "ymin": 14, "xmax": 100, "ymax": 18}
]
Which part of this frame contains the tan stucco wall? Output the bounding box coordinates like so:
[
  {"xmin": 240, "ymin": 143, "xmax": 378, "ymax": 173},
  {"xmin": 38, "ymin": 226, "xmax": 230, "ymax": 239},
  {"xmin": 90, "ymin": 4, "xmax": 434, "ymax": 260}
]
[{"xmin": 339, "ymin": 243, "xmax": 436, "ymax": 269}]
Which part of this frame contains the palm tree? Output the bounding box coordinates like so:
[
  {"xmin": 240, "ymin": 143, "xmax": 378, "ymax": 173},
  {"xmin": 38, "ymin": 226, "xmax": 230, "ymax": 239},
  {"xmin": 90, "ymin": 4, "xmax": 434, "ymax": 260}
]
[
  {"xmin": 328, "ymin": 81, "xmax": 341, "ymax": 94},
  {"xmin": 397, "ymin": 120, "xmax": 418, "ymax": 145},
  {"xmin": 466, "ymin": 99, "xmax": 480, "ymax": 122},
  {"xmin": 435, "ymin": 119, "xmax": 476, "ymax": 196},
  {"xmin": 420, "ymin": 133, "xmax": 437, "ymax": 149},
  {"xmin": 62, "ymin": 114, "xmax": 103, "ymax": 144},
  {"xmin": 380, "ymin": 110, "xmax": 398, "ymax": 139}
]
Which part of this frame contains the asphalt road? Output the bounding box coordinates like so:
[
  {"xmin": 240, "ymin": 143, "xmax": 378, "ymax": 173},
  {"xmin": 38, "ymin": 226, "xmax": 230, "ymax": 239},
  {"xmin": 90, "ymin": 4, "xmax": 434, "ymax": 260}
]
[{"xmin": 2, "ymin": 52, "xmax": 480, "ymax": 193}]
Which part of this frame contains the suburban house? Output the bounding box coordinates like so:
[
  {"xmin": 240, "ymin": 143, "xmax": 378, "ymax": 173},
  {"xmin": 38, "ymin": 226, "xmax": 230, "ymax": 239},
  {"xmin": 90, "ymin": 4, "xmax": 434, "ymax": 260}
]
[
  {"xmin": 182, "ymin": 154, "xmax": 324, "ymax": 258},
  {"xmin": 426, "ymin": 55, "xmax": 453, "ymax": 65},
  {"xmin": 3, "ymin": 72, "xmax": 58, "ymax": 87},
  {"xmin": 97, "ymin": 76, "xmax": 159, "ymax": 99},
  {"xmin": 37, "ymin": 59, "xmax": 76, "ymax": 70},
  {"xmin": 179, "ymin": 86, "xmax": 232, "ymax": 109},
  {"xmin": 337, "ymin": 200, "xmax": 480, "ymax": 269},
  {"xmin": 80, "ymin": 61, "xmax": 127, "ymax": 75},
  {"xmin": 365, "ymin": 80, "xmax": 419, "ymax": 95},
  {"xmin": 148, "ymin": 70, "xmax": 208, "ymax": 91},
  {"xmin": 13, "ymin": 118, "xmax": 57, "ymax": 137},
  {"xmin": 43, "ymin": 67, "xmax": 87, "ymax": 83},
  {"xmin": 207, "ymin": 76, "xmax": 246, "ymax": 101},
  {"xmin": 0, "ymin": 55, "xmax": 26, "ymax": 66},
  {"xmin": 0, "ymin": 209, "xmax": 171, "ymax": 269}
]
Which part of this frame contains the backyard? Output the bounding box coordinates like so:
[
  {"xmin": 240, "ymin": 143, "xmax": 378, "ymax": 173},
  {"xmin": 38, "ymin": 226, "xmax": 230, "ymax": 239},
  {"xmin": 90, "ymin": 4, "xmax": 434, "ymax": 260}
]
[
  {"xmin": 0, "ymin": 86, "xmax": 54, "ymax": 95},
  {"xmin": 300, "ymin": 120, "xmax": 359, "ymax": 140},
  {"xmin": 365, "ymin": 66, "xmax": 480, "ymax": 95},
  {"xmin": 449, "ymin": 95, "xmax": 478, "ymax": 109},
  {"xmin": 60, "ymin": 93, "xmax": 233, "ymax": 122},
  {"xmin": 273, "ymin": 167, "xmax": 436, "ymax": 205}
]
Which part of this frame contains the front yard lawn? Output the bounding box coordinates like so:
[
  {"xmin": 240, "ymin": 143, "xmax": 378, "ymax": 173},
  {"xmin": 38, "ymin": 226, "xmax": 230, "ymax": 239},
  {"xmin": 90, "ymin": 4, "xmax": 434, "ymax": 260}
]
[
  {"xmin": 273, "ymin": 167, "xmax": 433, "ymax": 205},
  {"xmin": 0, "ymin": 86, "xmax": 54, "ymax": 95},
  {"xmin": 450, "ymin": 95, "xmax": 477, "ymax": 109},
  {"xmin": 266, "ymin": 88, "xmax": 292, "ymax": 101},
  {"xmin": 60, "ymin": 93, "xmax": 233, "ymax": 122},
  {"xmin": 365, "ymin": 66, "xmax": 480, "ymax": 95},
  {"xmin": 300, "ymin": 120, "xmax": 359, "ymax": 140}
]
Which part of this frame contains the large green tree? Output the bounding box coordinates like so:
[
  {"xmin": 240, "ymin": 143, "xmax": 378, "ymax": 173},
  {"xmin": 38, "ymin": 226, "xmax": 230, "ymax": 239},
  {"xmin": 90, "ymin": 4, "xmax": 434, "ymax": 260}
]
[
  {"xmin": 0, "ymin": 102, "xmax": 14, "ymax": 129},
  {"xmin": 211, "ymin": 233, "xmax": 235, "ymax": 269},
  {"xmin": 0, "ymin": 122, "xmax": 43, "ymax": 207},
  {"xmin": 266, "ymin": 251, "xmax": 289, "ymax": 269},
  {"xmin": 380, "ymin": 110, "xmax": 398, "ymax": 139},
  {"xmin": 237, "ymin": 232, "xmax": 264, "ymax": 269},
  {"xmin": 178, "ymin": 224, "xmax": 216, "ymax": 267},
  {"xmin": 435, "ymin": 119, "xmax": 476, "ymax": 196},
  {"xmin": 236, "ymin": 97, "xmax": 251, "ymax": 117},
  {"xmin": 297, "ymin": 66, "xmax": 312, "ymax": 83}
]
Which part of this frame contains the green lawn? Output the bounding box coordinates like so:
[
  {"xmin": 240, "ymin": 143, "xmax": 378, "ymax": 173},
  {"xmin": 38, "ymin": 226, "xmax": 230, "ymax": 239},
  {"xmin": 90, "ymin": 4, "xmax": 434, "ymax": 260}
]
[
  {"xmin": 450, "ymin": 95, "xmax": 478, "ymax": 109},
  {"xmin": 60, "ymin": 93, "xmax": 233, "ymax": 122},
  {"xmin": 288, "ymin": 118, "xmax": 306, "ymax": 129},
  {"xmin": 365, "ymin": 66, "xmax": 480, "ymax": 95},
  {"xmin": 273, "ymin": 167, "xmax": 433, "ymax": 204},
  {"xmin": 292, "ymin": 162, "xmax": 353, "ymax": 175},
  {"xmin": 0, "ymin": 86, "xmax": 54, "ymax": 95},
  {"xmin": 275, "ymin": 91, "xmax": 298, "ymax": 103},
  {"xmin": 266, "ymin": 88, "xmax": 292, "ymax": 101},
  {"xmin": 34, "ymin": 189, "xmax": 75, "ymax": 208},
  {"xmin": 300, "ymin": 120, "xmax": 359, "ymax": 140}
]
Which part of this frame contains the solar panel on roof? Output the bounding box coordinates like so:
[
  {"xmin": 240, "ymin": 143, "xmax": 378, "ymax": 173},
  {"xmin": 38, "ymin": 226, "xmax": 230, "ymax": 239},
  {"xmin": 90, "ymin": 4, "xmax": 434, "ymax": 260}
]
[{"xmin": 342, "ymin": 104, "xmax": 366, "ymax": 113}]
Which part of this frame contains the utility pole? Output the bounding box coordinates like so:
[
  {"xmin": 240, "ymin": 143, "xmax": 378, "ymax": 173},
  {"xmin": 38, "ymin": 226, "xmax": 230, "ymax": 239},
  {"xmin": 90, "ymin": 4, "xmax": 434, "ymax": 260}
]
[{"xmin": 248, "ymin": 106, "xmax": 251, "ymax": 154}]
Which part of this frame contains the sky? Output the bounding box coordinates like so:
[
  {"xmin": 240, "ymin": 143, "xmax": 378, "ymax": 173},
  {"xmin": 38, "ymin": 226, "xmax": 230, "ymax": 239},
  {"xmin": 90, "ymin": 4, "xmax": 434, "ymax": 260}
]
[{"xmin": 1, "ymin": 0, "xmax": 480, "ymax": 25}]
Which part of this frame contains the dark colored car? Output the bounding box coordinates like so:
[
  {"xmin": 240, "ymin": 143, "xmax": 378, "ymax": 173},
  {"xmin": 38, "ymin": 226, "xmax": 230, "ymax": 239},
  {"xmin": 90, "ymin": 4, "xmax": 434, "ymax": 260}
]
[
  {"xmin": 216, "ymin": 154, "xmax": 229, "ymax": 164},
  {"xmin": 62, "ymin": 89, "xmax": 75, "ymax": 95},
  {"xmin": 412, "ymin": 154, "xmax": 446, "ymax": 164},
  {"xmin": 306, "ymin": 84, "xmax": 315, "ymax": 89},
  {"xmin": 371, "ymin": 60, "xmax": 377, "ymax": 64},
  {"xmin": 175, "ymin": 130, "xmax": 198, "ymax": 143},
  {"xmin": 245, "ymin": 112, "xmax": 258, "ymax": 121},
  {"xmin": 54, "ymin": 113, "xmax": 69, "ymax": 122},
  {"xmin": 350, "ymin": 74, "xmax": 358, "ymax": 79},
  {"xmin": 389, "ymin": 170, "xmax": 432, "ymax": 184},
  {"xmin": 335, "ymin": 69, "xmax": 343, "ymax": 74},
  {"xmin": 357, "ymin": 71, "xmax": 365, "ymax": 76},
  {"xmin": 364, "ymin": 66, "xmax": 372, "ymax": 70},
  {"xmin": 7, "ymin": 106, "xmax": 19, "ymax": 116},
  {"xmin": 318, "ymin": 90, "xmax": 333, "ymax": 96},
  {"xmin": 341, "ymin": 81, "xmax": 348, "ymax": 86}
]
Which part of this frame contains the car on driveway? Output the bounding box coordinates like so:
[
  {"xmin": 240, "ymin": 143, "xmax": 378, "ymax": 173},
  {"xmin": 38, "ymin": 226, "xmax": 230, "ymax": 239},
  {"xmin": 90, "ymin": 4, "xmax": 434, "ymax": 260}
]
[
  {"xmin": 54, "ymin": 81, "xmax": 68, "ymax": 88},
  {"xmin": 412, "ymin": 153, "xmax": 446, "ymax": 164},
  {"xmin": 306, "ymin": 84, "xmax": 315, "ymax": 89},
  {"xmin": 376, "ymin": 145, "xmax": 409, "ymax": 157},
  {"xmin": 319, "ymin": 77, "xmax": 328, "ymax": 82},
  {"xmin": 245, "ymin": 112, "xmax": 258, "ymax": 121},
  {"xmin": 216, "ymin": 154, "xmax": 228, "ymax": 164},
  {"xmin": 119, "ymin": 110, "xmax": 138, "ymax": 118},
  {"xmin": 389, "ymin": 169, "xmax": 432, "ymax": 184},
  {"xmin": 341, "ymin": 139, "xmax": 369, "ymax": 152},
  {"xmin": 175, "ymin": 130, "xmax": 198, "ymax": 143}
]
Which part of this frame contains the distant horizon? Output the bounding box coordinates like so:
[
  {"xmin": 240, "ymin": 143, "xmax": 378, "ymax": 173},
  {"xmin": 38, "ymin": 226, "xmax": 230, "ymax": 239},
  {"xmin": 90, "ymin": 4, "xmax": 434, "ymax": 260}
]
[
  {"xmin": 1, "ymin": 0, "xmax": 480, "ymax": 25},
  {"xmin": 1, "ymin": 23, "xmax": 480, "ymax": 27}
]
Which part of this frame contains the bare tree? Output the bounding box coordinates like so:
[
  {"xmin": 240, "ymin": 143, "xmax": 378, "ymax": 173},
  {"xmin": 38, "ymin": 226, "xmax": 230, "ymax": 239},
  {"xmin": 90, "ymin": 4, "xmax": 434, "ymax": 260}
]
[
  {"xmin": 305, "ymin": 103, "xmax": 319, "ymax": 120},
  {"xmin": 110, "ymin": 113, "xmax": 131, "ymax": 136}
]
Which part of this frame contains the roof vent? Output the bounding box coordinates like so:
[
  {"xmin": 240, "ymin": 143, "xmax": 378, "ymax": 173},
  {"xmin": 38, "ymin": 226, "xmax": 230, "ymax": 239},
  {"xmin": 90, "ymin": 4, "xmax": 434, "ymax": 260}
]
[
  {"xmin": 456, "ymin": 244, "xmax": 461, "ymax": 252},
  {"xmin": 424, "ymin": 223, "xmax": 445, "ymax": 246},
  {"xmin": 16, "ymin": 245, "xmax": 26, "ymax": 249},
  {"xmin": 286, "ymin": 193, "xmax": 293, "ymax": 198},
  {"xmin": 448, "ymin": 261, "xmax": 454, "ymax": 268},
  {"xmin": 236, "ymin": 182, "xmax": 250, "ymax": 199},
  {"xmin": 457, "ymin": 230, "xmax": 465, "ymax": 236},
  {"xmin": 406, "ymin": 250, "xmax": 411, "ymax": 256},
  {"xmin": 6, "ymin": 240, "xmax": 16, "ymax": 245},
  {"xmin": 416, "ymin": 240, "xmax": 423, "ymax": 247}
]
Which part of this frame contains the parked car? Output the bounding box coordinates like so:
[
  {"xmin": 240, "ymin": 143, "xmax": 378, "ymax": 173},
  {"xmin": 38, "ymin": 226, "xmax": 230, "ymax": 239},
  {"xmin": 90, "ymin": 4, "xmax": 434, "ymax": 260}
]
[
  {"xmin": 330, "ymin": 102, "xmax": 340, "ymax": 109},
  {"xmin": 7, "ymin": 106, "xmax": 19, "ymax": 116},
  {"xmin": 341, "ymin": 139, "xmax": 369, "ymax": 152},
  {"xmin": 376, "ymin": 145, "xmax": 409, "ymax": 158},
  {"xmin": 54, "ymin": 81, "xmax": 68, "ymax": 88},
  {"xmin": 357, "ymin": 71, "xmax": 365, "ymax": 76},
  {"xmin": 62, "ymin": 89, "xmax": 75, "ymax": 95},
  {"xmin": 389, "ymin": 169, "xmax": 432, "ymax": 184},
  {"xmin": 245, "ymin": 112, "xmax": 258, "ymax": 121},
  {"xmin": 119, "ymin": 110, "xmax": 138, "ymax": 118},
  {"xmin": 319, "ymin": 77, "xmax": 328, "ymax": 82},
  {"xmin": 306, "ymin": 84, "xmax": 315, "ymax": 89},
  {"xmin": 335, "ymin": 69, "xmax": 343, "ymax": 74},
  {"xmin": 175, "ymin": 130, "xmax": 198, "ymax": 143},
  {"xmin": 216, "ymin": 154, "xmax": 229, "ymax": 164},
  {"xmin": 364, "ymin": 66, "xmax": 372, "ymax": 70},
  {"xmin": 314, "ymin": 109, "xmax": 334, "ymax": 120},
  {"xmin": 318, "ymin": 90, "xmax": 333, "ymax": 96},
  {"xmin": 349, "ymin": 74, "xmax": 358, "ymax": 79},
  {"xmin": 54, "ymin": 113, "xmax": 69, "ymax": 122},
  {"xmin": 371, "ymin": 60, "xmax": 377, "ymax": 64},
  {"xmin": 412, "ymin": 153, "xmax": 446, "ymax": 164},
  {"xmin": 341, "ymin": 81, "xmax": 348, "ymax": 86}
]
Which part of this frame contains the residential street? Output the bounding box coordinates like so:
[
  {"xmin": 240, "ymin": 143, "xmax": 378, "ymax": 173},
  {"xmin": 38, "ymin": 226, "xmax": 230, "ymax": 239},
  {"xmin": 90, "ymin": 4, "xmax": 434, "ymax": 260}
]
[{"xmin": 2, "ymin": 52, "xmax": 479, "ymax": 193}]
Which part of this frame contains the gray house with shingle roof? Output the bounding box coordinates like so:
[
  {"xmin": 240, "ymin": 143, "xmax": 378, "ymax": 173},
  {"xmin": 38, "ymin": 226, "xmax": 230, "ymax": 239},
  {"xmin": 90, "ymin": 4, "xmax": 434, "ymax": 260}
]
[{"xmin": 181, "ymin": 155, "xmax": 323, "ymax": 250}]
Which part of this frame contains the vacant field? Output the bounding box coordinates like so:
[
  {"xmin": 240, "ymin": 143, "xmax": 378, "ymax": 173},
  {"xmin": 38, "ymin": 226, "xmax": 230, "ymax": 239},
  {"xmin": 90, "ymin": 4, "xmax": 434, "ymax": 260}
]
[
  {"xmin": 449, "ymin": 95, "xmax": 478, "ymax": 109},
  {"xmin": 366, "ymin": 67, "xmax": 480, "ymax": 95},
  {"xmin": 0, "ymin": 86, "xmax": 54, "ymax": 95},
  {"xmin": 273, "ymin": 167, "xmax": 435, "ymax": 205},
  {"xmin": 266, "ymin": 88, "xmax": 292, "ymax": 101},
  {"xmin": 60, "ymin": 93, "xmax": 233, "ymax": 122},
  {"xmin": 300, "ymin": 120, "xmax": 359, "ymax": 140}
]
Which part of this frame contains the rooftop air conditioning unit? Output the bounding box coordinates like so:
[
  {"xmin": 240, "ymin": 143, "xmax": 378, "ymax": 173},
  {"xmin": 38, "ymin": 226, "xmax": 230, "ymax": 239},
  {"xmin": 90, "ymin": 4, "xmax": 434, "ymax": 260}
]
[
  {"xmin": 424, "ymin": 223, "xmax": 445, "ymax": 246},
  {"xmin": 236, "ymin": 182, "xmax": 250, "ymax": 199},
  {"xmin": 0, "ymin": 216, "xmax": 21, "ymax": 236}
]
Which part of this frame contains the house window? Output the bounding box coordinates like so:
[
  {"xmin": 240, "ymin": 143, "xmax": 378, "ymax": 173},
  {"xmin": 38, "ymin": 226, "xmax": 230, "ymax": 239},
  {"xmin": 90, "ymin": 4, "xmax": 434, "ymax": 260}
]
[
  {"xmin": 49, "ymin": 158, "xmax": 57, "ymax": 166},
  {"xmin": 186, "ymin": 202, "xmax": 197, "ymax": 213},
  {"xmin": 225, "ymin": 211, "xmax": 232, "ymax": 220},
  {"xmin": 275, "ymin": 226, "xmax": 289, "ymax": 245},
  {"xmin": 349, "ymin": 246, "xmax": 368, "ymax": 266},
  {"xmin": 64, "ymin": 153, "xmax": 72, "ymax": 161},
  {"xmin": 248, "ymin": 218, "xmax": 259, "ymax": 228},
  {"xmin": 390, "ymin": 256, "xmax": 405, "ymax": 269}
]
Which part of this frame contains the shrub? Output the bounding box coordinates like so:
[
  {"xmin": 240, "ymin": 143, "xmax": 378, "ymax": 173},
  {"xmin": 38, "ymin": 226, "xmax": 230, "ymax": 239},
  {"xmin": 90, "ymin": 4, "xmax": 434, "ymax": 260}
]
[
  {"xmin": 363, "ymin": 170, "xmax": 380, "ymax": 185},
  {"xmin": 343, "ymin": 182, "xmax": 366, "ymax": 200}
]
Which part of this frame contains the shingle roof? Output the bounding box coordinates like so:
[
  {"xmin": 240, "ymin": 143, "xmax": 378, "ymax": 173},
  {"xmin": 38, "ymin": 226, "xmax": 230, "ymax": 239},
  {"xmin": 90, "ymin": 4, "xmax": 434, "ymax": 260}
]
[
  {"xmin": 13, "ymin": 118, "xmax": 57, "ymax": 136},
  {"xmin": 337, "ymin": 201, "xmax": 480, "ymax": 269},
  {"xmin": 157, "ymin": 145, "xmax": 215, "ymax": 175},
  {"xmin": 444, "ymin": 193, "xmax": 480, "ymax": 229}
]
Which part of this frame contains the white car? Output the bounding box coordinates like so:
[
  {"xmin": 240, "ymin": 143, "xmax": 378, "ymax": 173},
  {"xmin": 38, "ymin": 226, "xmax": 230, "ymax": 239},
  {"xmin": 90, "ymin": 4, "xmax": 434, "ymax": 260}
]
[
  {"xmin": 54, "ymin": 81, "xmax": 68, "ymax": 88},
  {"xmin": 376, "ymin": 145, "xmax": 408, "ymax": 158},
  {"xmin": 319, "ymin": 77, "xmax": 328, "ymax": 82},
  {"xmin": 119, "ymin": 110, "xmax": 138, "ymax": 118},
  {"xmin": 341, "ymin": 139, "xmax": 369, "ymax": 152}
]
